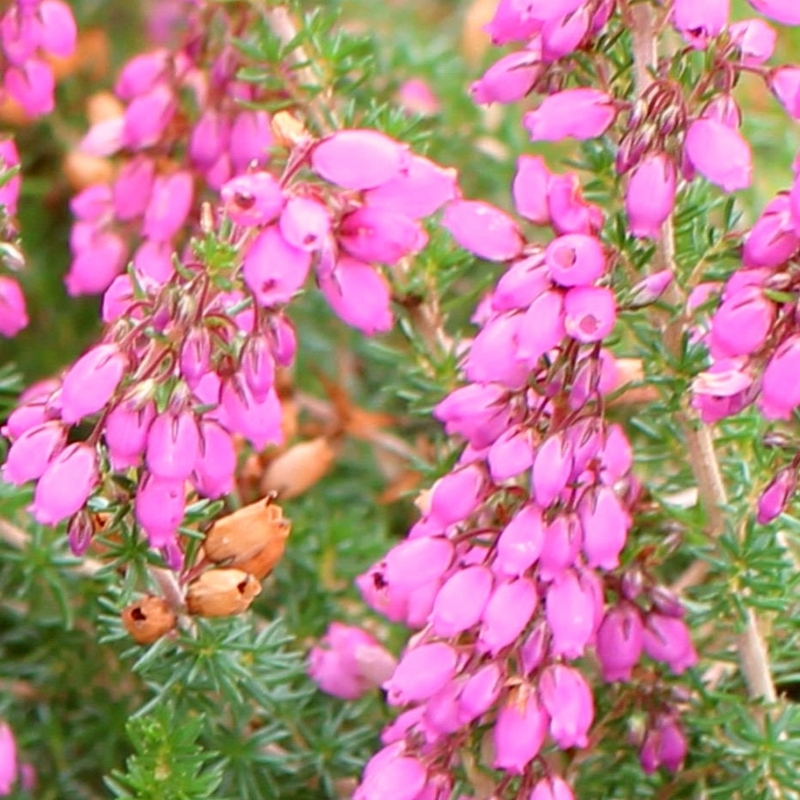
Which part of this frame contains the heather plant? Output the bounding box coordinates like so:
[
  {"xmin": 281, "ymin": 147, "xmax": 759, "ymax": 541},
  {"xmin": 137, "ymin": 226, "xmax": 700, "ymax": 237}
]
[{"xmin": 1, "ymin": 0, "xmax": 800, "ymax": 798}]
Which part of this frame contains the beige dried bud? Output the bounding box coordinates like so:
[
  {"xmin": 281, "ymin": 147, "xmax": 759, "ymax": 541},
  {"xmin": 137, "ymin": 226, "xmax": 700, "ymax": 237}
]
[
  {"xmin": 271, "ymin": 111, "xmax": 308, "ymax": 148},
  {"xmin": 204, "ymin": 499, "xmax": 291, "ymax": 565},
  {"xmin": 186, "ymin": 569, "xmax": 261, "ymax": 617},
  {"xmin": 260, "ymin": 437, "xmax": 336, "ymax": 500},
  {"xmin": 86, "ymin": 91, "xmax": 124, "ymax": 125},
  {"xmin": 121, "ymin": 596, "xmax": 177, "ymax": 645},
  {"xmin": 63, "ymin": 151, "xmax": 114, "ymax": 190},
  {"xmin": 232, "ymin": 527, "xmax": 290, "ymax": 580}
]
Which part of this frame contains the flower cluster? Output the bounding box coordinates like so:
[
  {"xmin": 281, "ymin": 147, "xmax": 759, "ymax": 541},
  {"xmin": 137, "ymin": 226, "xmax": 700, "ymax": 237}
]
[
  {"xmin": 2, "ymin": 124, "xmax": 459, "ymax": 570},
  {"xmin": 0, "ymin": 0, "xmax": 76, "ymax": 118},
  {"xmin": 0, "ymin": 136, "xmax": 27, "ymax": 338}
]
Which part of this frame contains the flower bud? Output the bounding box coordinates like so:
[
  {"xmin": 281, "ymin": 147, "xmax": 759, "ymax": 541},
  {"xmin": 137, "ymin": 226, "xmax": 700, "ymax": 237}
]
[
  {"xmin": 493, "ymin": 686, "xmax": 549, "ymax": 774},
  {"xmin": 121, "ymin": 596, "xmax": 177, "ymax": 645},
  {"xmin": 383, "ymin": 642, "xmax": 457, "ymax": 705},
  {"xmin": 67, "ymin": 510, "xmax": 95, "ymax": 556},
  {"xmin": 60, "ymin": 343, "xmax": 126, "ymax": 423},
  {"xmin": 684, "ymin": 118, "xmax": 752, "ymax": 192},
  {"xmin": 179, "ymin": 327, "xmax": 211, "ymax": 390},
  {"xmin": 30, "ymin": 443, "xmax": 98, "ymax": 526},
  {"xmin": 443, "ymin": 200, "xmax": 524, "ymax": 261},
  {"xmin": 643, "ymin": 613, "xmax": 698, "ymax": 674},
  {"xmin": 627, "ymin": 269, "xmax": 674, "ymax": 308},
  {"xmin": 524, "ymin": 88, "xmax": 616, "ymax": 142},
  {"xmin": 596, "ymin": 604, "xmax": 644, "ymax": 681},
  {"xmin": 625, "ymin": 154, "xmax": 676, "ymax": 239},
  {"xmin": 540, "ymin": 664, "xmax": 594, "ymax": 749},
  {"xmin": 311, "ymin": 129, "xmax": 407, "ymax": 190},
  {"xmin": 756, "ymin": 467, "xmax": 796, "ymax": 525},
  {"xmin": 0, "ymin": 276, "xmax": 28, "ymax": 338},
  {"xmin": 185, "ymin": 569, "xmax": 261, "ymax": 617},
  {"xmin": 430, "ymin": 566, "xmax": 493, "ymax": 637}
]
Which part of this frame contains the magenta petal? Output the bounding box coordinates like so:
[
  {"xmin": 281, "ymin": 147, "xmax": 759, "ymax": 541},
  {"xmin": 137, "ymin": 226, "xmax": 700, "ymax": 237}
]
[
  {"xmin": 311, "ymin": 130, "xmax": 408, "ymax": 190},
  {"xmin": 443, "ymin": 201, "xmax": 524, "ymax": 261}
]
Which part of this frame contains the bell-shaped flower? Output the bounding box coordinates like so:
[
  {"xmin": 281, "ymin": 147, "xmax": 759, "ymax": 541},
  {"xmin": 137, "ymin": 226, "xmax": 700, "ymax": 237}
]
[
  {"xmin": 309, "ymin": 622, "xmax": 396, "ymax": 700},
  {"xmin": 546, "ymin": 570, "xmax": 597, "ymax": 658},
  {"xmin": 220, "ymin": 378, "xmax": 283, "ymax": 450},
  {"xmin": 579, "ymin": 486, "xmax": 631, "ymax": 570},
  {"xmin": 625, "ymin": 154, "xmax": 676, "ymax": 239},
  {"xmin": 596, "ymin": 604, "xmax": 644, "ymax": 681},
  {"xmin": 189, "ymin": 109, "xmax": 229, "ymax": 168},
  {"xmin": 384, "ymin": 642, "xmax": 457, "ymax": 705},
  {"xmin": 532, "ymin": 432, "xmax": 573, "ymax": 507},
  {"xmin": 599, "ymin": 423, "xmax": 633, "ymax": 484},
  {"xmin": 30, "ymin": 443, "xmax": 97, "ymax": 526},
  {"xmin": 757, "ymin": 467, "xmax": 796, "ymax": 525},
  {"xmin": 478, "ymin": 578, "xmax": 537, "ymax": 654},
  {"xmin": 424, "ymin": 680, "xmax": 463, "ymax": 737},
  {"xmin": 516, "ymin": 287, "xmax": 566, "ymax": 366},
  {"xmin": 471, "ymin": 51, "xmax": 541, "ymax": 105},
  {"xmin": 640, "ymin": 715, "xmax": 688, "ymax": 774},
  {"xmin": 729, "ymin": 19, "xmax": 776, "ymax": 65},
  {"xmin": 759, "ymin": 334, "xmax": 800, "ymax": 419},
  {"xmin": 132, "ymin": 240, "xmax": 173, "ymax": 285},
  {"xmin": 492, "ymin": 255, "xmax": 550, "ymax": 312},
  {"xmin": 513, "ymin": 156, "xmax": 552, "ymax": 224},
  {"xmin": 743, "ymin": 195, "xmax": 799, "ymax": 268},
  {"xmin": 430, "ymin": 566, "xmax": 493, "ymax": 637},
  {"xmin": 134, "ymin": 473, "xmax": 186, "ymax": 549},
  {"xmin": 122, "ymin": 83, "xmax": 175, "ymax": 149},
  {"xmin": 146, "ymin": 409, "xmax": 201, "ymax": 481},
  {"xmin": 745, "ymin": 0, "xmax": 800, "ymax": 24},
  {"xmin": 66, "ymin": 230, "xmax": 127, "ymax": 296},
  {"xmin": 364, "ymin": 155, "xmax": 457, "ymax": 219},
  {"xmin": 0, "ymin": 276, "xmax": 29, "ymax": 338},
  {"xmin": 495, "ymin": 503, "xmax": 545, "ymax": 577},
  {"xmin": 428, "ymin": 465, "xmax": 485, "ymax": 528},
  {"xmin": 319, "ymin": 257, "xmax": 393, "ymax": 335},
  {"xmin": 545, "ymin": 233, "xmax": 606, "ymax": 287},
  {"xmin": 221, "ymin": 172, "xmax": 285, "ymax": 227},
  {"xmin": 229, "ymin": 110, "xmax": 273, "ymax": 173},
  {"xmin": 355, "ymin": 753, "xmax": 427, "ymax": 800},
  {"xmin": 243, "ymin": 225, "xmax": 312, "ymax": 307},
  {"xmin": 542, "ymin": 5, "xmax": 591, "ymax": 61},
  {"xmin": 279, "ymin": 196, "xmax": 331, "ymax": 251},
  {"xmin": 458, "ymin": 663, "xmax": 502, "ymax": 724},
  {"xmin": 434, "ymin": 383, "xmax": 510, "ymax": 449},
  {"xmin": 2, "ymin": 421, "xmax": 65, "ymax": 485},
  {"xmin": 0, "ymin": 721, "xmax": 17, "ymax": 795},
  {"xmin": 4, "ymin": 59, "xmax": 55, "ymax": 117},
  {"xmin": 339, "ymin": 207, "xmax": 427, "ymax": 264},
  {"xmin": 684, "ymin": 118, "xmax": 752, "ymax": 192},
  {"xmin": 104, "ymin": 400, "xmax": 155, "ymax": 470},
  {"xmin": 192, "ymin": 420, "xmax": 236, "ymax": 499},
  {"xmin": 179, "ymin": 327, "xmax": 211, "ymax": 391},
  {"xmin": 484, "ymin": 0, "xmax": 541, "ymax": 45},
  {"xmin": 239, "ymin": 334, "xmax": 275, "ymax": 403},
  {"xmin": 0, "ymin": 139, "xmax": 21, "ymax": 215},
  {"xmin": 443, "ymin": 200, "xmax": 524, "ymax": 261},
  {"xmin": 524, "ymin": 89, "xmax": 616, "ymax": 142},
  {"xmin": 114, "ymin": 50, "xmax": 169, "ymax": 100},
  {"xmin": 538, "ymin": 513, "xmax": 582, "ymax": 581},
  {"xmin": 709, "ymin": 285, "xmax": 774, "ymax": 358},
  {"xmin": 488, "ymin": 425, "xmax": 535, "ymax": 482},
  {"xmin": 113, "ymin": 156, "xmax": 155, "ymax": 221},
  {"xmin": 564, "ymin": 285, "xmax": 616, "ymax": 343},
  {"xmin": 465, "ymin": 313, "xmax": 529, "ymax": 388},
  {"xmin": 312, "ymin": 130, "xmax": 407, "ymax": 190},
  {"xmin": 492, "ymin": 688, "xmax": 549, "ymax": 774},
  {"xmin": 672, "ymin": 0, "xmax": 729, "ymax": 47},
  {"xmin": 643, "ymin": 613, "xmax": 698, "ymax": 674},
  {"xmin": 769, "ymin": 66, "xmax": 800, "ymax": 119},
  {"xmin": 383, "ymin": 536, "xmax": 454, "ymax": 594},
  {"xmin": 540, "ymin": 664, "xmax": 594, "ymax": 749},
  {"xmin": 530, "ymin": 777, "xmax": 575, "ymax": 800},
  {"xmin": 142, "ymin": 171, "xmax": 193, "ymax": 242},
  {"xmin": 548, "ymin": 173, "xmax": 603, "ymax": 235},
  {"xmin": 60, "ymin": 343, "xmax": 126, "ymax": 423}
]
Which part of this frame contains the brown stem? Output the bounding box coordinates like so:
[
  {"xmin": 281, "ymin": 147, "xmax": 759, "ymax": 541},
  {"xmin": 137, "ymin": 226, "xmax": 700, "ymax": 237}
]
[{"xmin": 630, "ymin": 3, "xmax": 777, "ymax": 704}]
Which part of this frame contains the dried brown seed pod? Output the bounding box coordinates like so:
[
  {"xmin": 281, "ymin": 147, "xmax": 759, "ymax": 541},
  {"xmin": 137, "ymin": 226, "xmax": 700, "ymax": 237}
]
[
  {"xmin": 260, "ymin": 437, "xmax": 336, "ymax": 500},
  {"xmin": 204, "ymin": 499, "xmax": 291, "ymax": 565},
  {"xmin": 185, "ymin": 569, "xmax": 261, "ymax": 617},
  {"xmin": 121, "ymin": 596, "xmax": 177, "ymax": 645}
]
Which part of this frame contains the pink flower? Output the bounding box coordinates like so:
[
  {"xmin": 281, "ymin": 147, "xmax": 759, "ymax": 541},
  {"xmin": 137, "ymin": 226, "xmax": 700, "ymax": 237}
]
[
  {"xmin": 538, "ymin": 514, "xmax": 582, "ymax": 581},
  {"xmin": 640, "ymin": 715, "xmax": 688, "ymax": 774},
  {"xmin": 492, "ymin": 689, "xmax": 548, "ymax": 774},
  {"xmin": 488, "ymin": 425, "xmax": 535, "ymax": 481},
  {"xmin": 243, "ymin": 225, "xmax": 312, "ymax": 307},
  {"xmin": 60, "ymin": 344, "xmax": 127, "ymax": 424},
  {"xmin": 4, "ymin": 59, "xmax": 55, "ymax": 116},
  {"xmin": 384, "ymin": 642, "xmax": 457, "ymax": 705},
  {"xmin": 470, "ymin": 51, "xmax": 541, "ymax": 105},
  {"xmin": 442, "ymin": 201, "xmax": 524, "ymax": 261},
  {"xmin": 312, "ymin": 130, "xmax": 408, "ymax": 190},
  {"xmin": 769, "ymin": 67, "xmax": 800, "ymax": 119},
  {"xmin": 672, "ymin": 0, "xmax": 729, "ymax": 47},
  {"xmin": 596, "ymin": 604, "xmax": 644, "ymax": 681},
  {"xmin": 428, "ymin": 465, "xmax": 485, "ymax": 528},
  {"xmin": 524, "ymin": 89, "xmax": 616, "ymax": 142},
  {"xmin": 684, "ymin": 118, "xmax": 752, "ymax": 192},
  {"xmin": 134, "ymin": 474, "xmax": 185, "ymax": 549},
  {"xmin": 220, "ymin": 378, "xmax": 283, "ymax": 450},
  {"xmin": 495, "ymin": 503, "xmax": 545, "ymax": 577},
  {"xmin": 542, "ymin": 6, "xmax": 591, "ymax": 61},
  {"xmin": 743, "ymin": 195, "xmax": 799, "ymax": 268},
  {"xmin": 757, "ymin": 467, "xmax": 796, "ymax": 525},
  {"xmin": 579, "ymin": 485, "xmax": 631, "ymax": 570},
  {"xmin": 546, "ymin": 570, "xmax": 597, "ymax": 658},
  {"xmin": 643, "ymin": 613, "xmax": 698, "ymax": 674},
  {"xmin": 0, "ymin": 722, "xmax": 17, "ymax": 795},
  {"xmin": 383, "ymin": 537, "xmax": 454, "ymax": 593},
  {"xmin": 114, "ymin": 50, "xmax": 169, "ymax": 100},
  {"xmin": 430, "ymin": 566, "xmax": 494, "ymax": 637},
  {"xmin": 625, "ymin": 154, "xmax": 676, "ymax": 239},
  {"xmin": 530, "ymin": 777, "xmax": 575, "ymax": 800},
  {"xmin": 458, "ymin": 663, "xmax": 502, "ymax": 724},
  {"xmin": 2, "ymin": 421, "xmax": 65, "ymax": 485},
  {"xmin": 122, "ymin": 83, "xmax": 176, "ymax": 148},
  {"xmin": 434, "ymin": 383, "xmax": 510, "ymax": 449},
  {"xmin": 466, "ymin": 313, "xmax": 530, "ymax": 387},
  {"xmin": 539, "ymin": 664, "xmax": 594, "ymax": 749},
  {"xmin": 309, "ymin": 623, "xmax": 396, "ymax": 700},
  {"xmin": 318, "ymin": 257, "xmax": 393, "ymax": 335},
  {"xmin": 146, "ymin": 409, "xmax": 201, "ymax": 481},
  {"xmin": 355, "ymin": 753, "xmax": 427, "ymax": 800},
  {"xmin": 192, "ymin": 420, "xmax": 236, "ymax": 499},
  {"xmin": 532, "ymin": 432, "xmax": 573, "ymax": 507},
  {"xmin": 142, "ymin": 171, "xmax": 194, "ymax": 242},
  {"xmin": 492, "ymin": 254, "xmax": 550, "ymax": 311},
  {"xmin": 30, "ymin": 443, "xmax": 98, "ymax": 526},
  {"xmin": 745, "ymin": 0, "xmax": 800, "ymax": 26},
  {"xmin": 513, "ymin": 156, "xmax": 551, "ymax": 224},
  {"xmin": 338, "ymin": 207, "xmax": 426, "ymax": 264},
  {"xmin": 478, "ymin": 578, "xmax": 537, "ymax": 654},
  {"xmin": 709, "ymin": 285, "xmax": 774, "ymax": 358},
  {"xmin": 229, "ymin": 110, "xmax": 273, "ymax": 173},
  {"xmin": 0, "ymin": 276, "xmax": 28, "ymax": 337},
  {"xmin": 221, "ymin": 172, "xmax": 285, "ymax": 227},
  {"xmin": 517, "ymin": 290, "xmax": 566, "ymax": 366},
  {"xmin": 759, "ymin": 335, "xmax": 800, "ymax": 419},
  {"xmin": 0, "ymin": 139, "xmax": 21, "ymax": 215},
  {"xmin": 113, "ymin": 156, "xmax": 155, "ymax": 221},
  {"xmin": 545, "ymin": 233, "xmax": 606, "ymax": 287},
  {"xmin": 364, "ymin": 155, "xmax": 457, "ymax": 219},
  {"xmin": 729, "ymin": 19, "xmax": 777, "ymax": 65},
  {"xmin": 548, "ymin": 173, "xmax": 604, "ymax": 234},
  {"xmin": 104, "ymin": 400, "xmax": 155, "ymax": 470},
  {"xmin": 564, "ymin": 285, "xmax": 617, "ymax": 342},
  {"xmin": 279, "ymin": 196, "xmax": 331, "ymax": 251}
]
